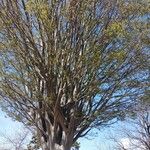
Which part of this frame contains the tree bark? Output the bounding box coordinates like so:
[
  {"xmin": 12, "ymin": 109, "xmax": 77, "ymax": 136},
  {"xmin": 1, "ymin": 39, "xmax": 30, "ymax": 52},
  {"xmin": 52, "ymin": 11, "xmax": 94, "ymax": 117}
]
[
  {"xmin": 37, "ymin": 119, "xmax": 73, "ymax": 150},
  {"xmin": 40, "ymin": 134, "xmax": 73, "ymax": 150}
]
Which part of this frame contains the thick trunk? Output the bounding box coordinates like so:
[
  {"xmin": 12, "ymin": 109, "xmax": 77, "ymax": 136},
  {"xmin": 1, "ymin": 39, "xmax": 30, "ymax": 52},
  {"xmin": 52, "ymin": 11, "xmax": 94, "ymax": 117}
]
[
  {"xmin": 38, "ymin": 127, "xmax": 73, "ymax": 150},
  {"xmin": 36, "ymin": 102, "xmax": 76, "ymax": 150},
  {"xmin": 42, "ymin": 143, "xmax": 68, "ymax": 150},
  {"xmin": 41, "ymin": 138, "xmax": 72, "ymax": 150}
]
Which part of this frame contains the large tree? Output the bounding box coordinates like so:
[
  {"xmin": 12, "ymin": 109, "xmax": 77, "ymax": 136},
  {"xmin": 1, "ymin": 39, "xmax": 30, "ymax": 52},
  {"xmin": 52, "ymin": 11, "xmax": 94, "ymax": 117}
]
[{"xmin": 0, "ymin": 0, "xmax": 149, "ymax": 150}]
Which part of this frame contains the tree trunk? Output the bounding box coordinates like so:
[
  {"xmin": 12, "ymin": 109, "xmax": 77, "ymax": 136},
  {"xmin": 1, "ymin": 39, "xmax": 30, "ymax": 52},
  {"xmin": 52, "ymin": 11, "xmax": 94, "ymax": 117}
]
[
  {"xmin": 40, "ymin": 135, "xmax": 73, "ymax": 150},
  {"xmin": 36, "ymin": 102, "xmax": 75, "ymax": 150},
  {"xmin": 37, "ymin": 124, "xmax": 73, "ymax": 150}
]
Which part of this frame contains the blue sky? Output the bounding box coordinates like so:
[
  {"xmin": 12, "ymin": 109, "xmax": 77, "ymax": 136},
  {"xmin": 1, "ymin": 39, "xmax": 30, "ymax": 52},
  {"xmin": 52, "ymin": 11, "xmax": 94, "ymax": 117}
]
[
  {"xmin": 0, "ymin": 109, "xmax": 125, "ymax": 150},
  {"xmin": 0, "ymin": 110, "xmax": 23, "ymax": 136}
]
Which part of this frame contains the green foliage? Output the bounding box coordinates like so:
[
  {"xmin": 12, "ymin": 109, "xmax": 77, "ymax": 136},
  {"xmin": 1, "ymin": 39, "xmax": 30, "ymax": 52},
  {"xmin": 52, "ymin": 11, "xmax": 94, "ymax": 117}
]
[
  {"xmin": 72, "ymin": 141, "xmax": 80, "ymax": 150},
  {"xmin": 105, "ymin": 21, "xmax": 125, "ymax": 38},
  {"xmin": 27, "ymin": 135, "xmax": 40, "ymax": 150},
  {"xmin": 26, "ymin": 0, "xmax": 49, "ymax": 20}
]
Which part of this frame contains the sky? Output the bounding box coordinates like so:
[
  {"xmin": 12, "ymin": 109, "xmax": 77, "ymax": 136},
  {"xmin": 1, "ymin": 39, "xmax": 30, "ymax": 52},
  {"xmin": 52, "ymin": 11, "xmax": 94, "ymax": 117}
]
[{"xmin": 0, "ymin": 109, "xmax": 130, "ymax": 150}]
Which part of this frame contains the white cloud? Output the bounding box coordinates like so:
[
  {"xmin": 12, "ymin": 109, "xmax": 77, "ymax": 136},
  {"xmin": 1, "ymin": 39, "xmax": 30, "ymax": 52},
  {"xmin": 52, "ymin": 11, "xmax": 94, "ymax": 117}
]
[
  {"xmin": 120, "ymin": 138, "xmax": 130, "ymax": 149},
  {"xmin": 120, "ymin": 138, "xmax": 145, "ymax": 150}
]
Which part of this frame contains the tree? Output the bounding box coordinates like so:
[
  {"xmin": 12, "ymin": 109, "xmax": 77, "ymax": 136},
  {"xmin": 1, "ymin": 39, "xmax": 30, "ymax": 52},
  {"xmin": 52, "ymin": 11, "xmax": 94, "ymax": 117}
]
[
  {"xmin": 0, "ymin": 0, "xmax": 149, "ymax": 150},
  {"xmin": 0, "ymin": 128, "xmax": 30, "ymax": 150},
  {"xmin": 110, "ymin": 101, "xmax": 150, "ymax": 150},
  {"xmin": 26, "ymin": 133, "xmax": 41, "ymax": 150}
]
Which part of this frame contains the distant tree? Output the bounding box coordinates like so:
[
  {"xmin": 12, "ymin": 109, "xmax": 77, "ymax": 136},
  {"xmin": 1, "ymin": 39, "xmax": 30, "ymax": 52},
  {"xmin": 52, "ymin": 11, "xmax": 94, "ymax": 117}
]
[
  {"xmin": 109, "ymin": 100, "xmax": 150, "ymax": 150},
  {"xmin": 0, "ymin": 129, "xmax": 30, "ymax": 150},
  {"xmin": 117, "ymin": 115, "xmax": 149, "ymax": 150},
  {"xmin": 0, "ymin": 0, "xmax": 149, "ymax": 150}
]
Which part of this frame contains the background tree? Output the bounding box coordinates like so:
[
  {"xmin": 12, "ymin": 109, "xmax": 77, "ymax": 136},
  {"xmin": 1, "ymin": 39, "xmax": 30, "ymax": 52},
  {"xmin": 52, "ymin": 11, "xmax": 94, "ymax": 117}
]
[
  {"xmin": 0, "ymin": 128, "xmax": 30, "ymax": 150},
  {"xmin": 0, "ymin": 0, "xmax": 149, "ymax": 150},
  {"xmin": 110, "ymin": 100, "xmax": 150, "ymax": 150}
]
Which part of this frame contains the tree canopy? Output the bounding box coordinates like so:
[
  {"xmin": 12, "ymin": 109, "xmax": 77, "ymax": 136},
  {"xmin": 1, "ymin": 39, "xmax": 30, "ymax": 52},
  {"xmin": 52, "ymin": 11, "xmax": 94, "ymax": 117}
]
[{"xmin": 0, "ymin": 0, "xmax": 149, "ymax": 150}]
